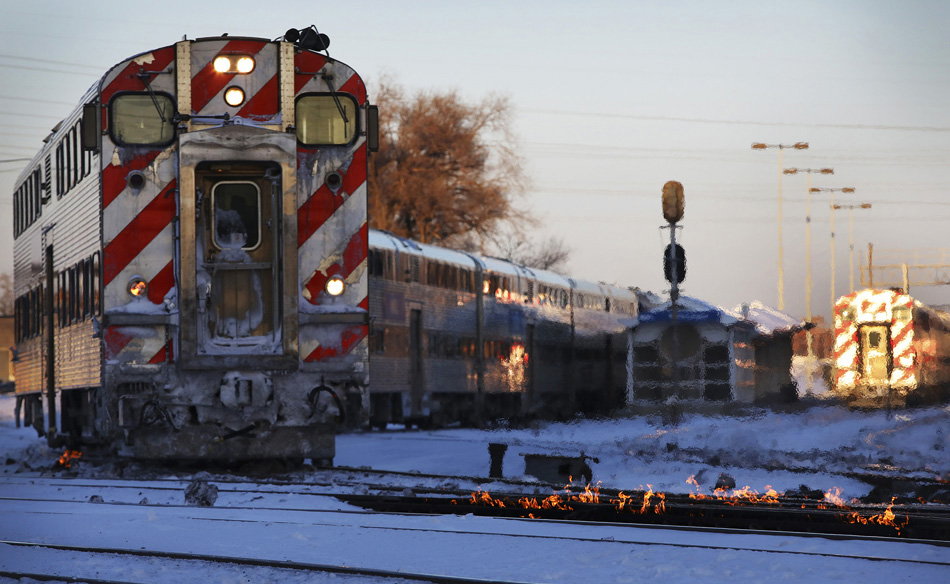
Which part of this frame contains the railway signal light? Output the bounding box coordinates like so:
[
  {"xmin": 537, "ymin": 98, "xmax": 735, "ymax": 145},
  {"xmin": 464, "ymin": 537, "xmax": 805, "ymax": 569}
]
[
  {"xmin": 662, "ymin": 180, "xmax": 684, "ymax": 224},
  {"xmin": 664, "ymin": 243, "xmax": 686, "ymax": 284}
]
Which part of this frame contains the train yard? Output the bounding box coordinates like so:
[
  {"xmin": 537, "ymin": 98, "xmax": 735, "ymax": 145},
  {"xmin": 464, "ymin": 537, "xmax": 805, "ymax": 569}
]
[{"xmin": 2, "ymin": 394, "xmax": 950, "ymax": 582}]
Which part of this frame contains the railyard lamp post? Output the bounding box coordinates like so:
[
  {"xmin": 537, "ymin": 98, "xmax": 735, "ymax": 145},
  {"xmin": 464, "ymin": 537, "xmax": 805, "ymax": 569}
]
[
  {"xmin": 810, "ymin": 186, "xmax": 856, "ymax": 316},
  {"xmin": 751, "ymin": 142, "xmax": 809, "ymax": 311},
  {"xmin": 784, "ymin": 167, "xmax": 834, "ymax": 395},
  {"xmin": 832, "ymin": 203, "xmax": 872, "ymax": 293}
]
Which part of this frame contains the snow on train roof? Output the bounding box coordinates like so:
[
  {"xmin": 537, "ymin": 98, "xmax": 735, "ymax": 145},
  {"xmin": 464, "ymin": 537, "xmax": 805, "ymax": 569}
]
[
  {"xmin": 368, "ymin": 230, "xmax": 639, "ymax": 300},
  {"xmin": 369, "ymin": 230, "xmax": 478, "ymax": 268}
]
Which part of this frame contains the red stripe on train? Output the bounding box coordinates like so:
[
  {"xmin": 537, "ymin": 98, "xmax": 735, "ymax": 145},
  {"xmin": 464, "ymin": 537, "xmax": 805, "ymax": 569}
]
[
  {"xmin": 147, "ymin": 260, "xmax": 175, "ymax": 305},
  {"xmin": 303, "ymin": 223, "xmax": 367, "ymax": 302},
  {"xmin": 103, "ymin": 180, "xmax": 177, "ymax": 286},
  {"xmin": 293, "ymin": 52, "xmax": 328, "ymax": 94},
  {"xmin": 297, "ymin": 146, "xmax": 366, "ymax": 247},
  {"xmin": 237, "ymin": 73, "xmax": 279, "ymax": 121},
  {"xmin": 103, "ymin": 326, "xmax": 134, "ymax": 360},
  {"xmin": 191, "ymin": 40, "xmax": 268, "ymax": 113},
  {"xmin": 100, "ymin": 47, "xmax": 176, "ymax": 106},
  {"xmin": 102, "ymin": 151, "xmax": 161, "ymax": 210},
  {"xmin": 304, "ymin": 325, "xmax": 367, "ymax": 362},
  {"xmin": 336, "ymin": 71, "xmax": 367, "ymax": 104},
  {"xmin": 148, "ymin": 340, "xmax": 174, "ymax": 364}
]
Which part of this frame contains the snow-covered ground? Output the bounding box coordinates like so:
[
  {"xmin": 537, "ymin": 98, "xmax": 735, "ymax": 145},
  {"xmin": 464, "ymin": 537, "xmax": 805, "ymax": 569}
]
[
  {"xmin": 1, "ymin": 393, "xmax": 949, "ymax": 582},
  {"xmin": 4, "ymin": 394, "xmax": 948, "ymax": 501}
]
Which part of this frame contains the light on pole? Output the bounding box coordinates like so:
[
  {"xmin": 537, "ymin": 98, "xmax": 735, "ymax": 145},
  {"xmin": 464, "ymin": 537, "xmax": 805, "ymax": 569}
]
[
  {"xmin": 752, "ymin": 142, "xmax": 809, "ymax": 311},
  {"xmin": 784, "ymin": 167, "xmax": 833, "ymax": 395},
  {"xmin": 810, "ymin": 186, "xmax": 856, "ymax": 314},
  {"xmin": 832, "ymin": 203, "xmax": 872, "ymax": 293}
]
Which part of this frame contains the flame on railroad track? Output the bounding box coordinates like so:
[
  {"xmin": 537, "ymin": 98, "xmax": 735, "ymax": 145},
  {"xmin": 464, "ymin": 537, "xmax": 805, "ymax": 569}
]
[
  {"xmin": 55, "ymin": 450, "xmax": 82, "ymax": 469},
  {"xmin": 459, "ymin": 476, "xmax": 910, "ymax": 535},
  {"xmin": 458, "ymin": 481, "xmax": 666, "ymax": 516}
]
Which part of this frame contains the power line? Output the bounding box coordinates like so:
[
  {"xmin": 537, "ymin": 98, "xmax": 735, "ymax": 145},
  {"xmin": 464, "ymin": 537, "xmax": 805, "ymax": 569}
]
[
  {"xmin": 0, "ymin": 53, "xmax": 107, "ymax": 71},
  {"xmin": 0, "ymin": 93, "xmax": 79, "ymax": 107},
  {"xmin": 522, "ymin": 108, "xmax": 950, "ymax": 133}
]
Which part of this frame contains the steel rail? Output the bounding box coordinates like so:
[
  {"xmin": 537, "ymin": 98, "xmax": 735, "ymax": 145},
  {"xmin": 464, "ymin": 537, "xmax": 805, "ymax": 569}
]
[{"xmin": 0, "ymin": 541, "xmax": 534, "ymax": 584}]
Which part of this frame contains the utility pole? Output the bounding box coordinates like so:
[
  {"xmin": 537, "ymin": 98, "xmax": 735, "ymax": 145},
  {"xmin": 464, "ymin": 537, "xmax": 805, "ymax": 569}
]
[
  {"xmin": 752, "ymin": 142, "xmax": 809, "ymax": 311},
  {"xmin": 810, "ymin": 186, "xmax": 856, "ymax": 314},
  {"xmin": 784, "ymin": 167, "xmax": 833, "ymax": 395},
  {"xmin": 832, "ymin": 203, "xmax": 872, "ymax": 293}
]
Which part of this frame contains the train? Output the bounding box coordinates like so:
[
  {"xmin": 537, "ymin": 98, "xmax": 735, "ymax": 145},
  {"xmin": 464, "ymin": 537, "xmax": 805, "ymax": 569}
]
[
  {"xmin": 833, "ymin": 288, "xmax": 950, "ymax": 407},
  {"xmin": 367, "ymin": 230, "xmax": 640, "ymax": 428},
  {"xmin": 12, "ymin": 28, "xmax": 376, "ymax": 463},
  {"xmin": 10, "ymin": 29, "xmax": 645, "ymax": 463}
]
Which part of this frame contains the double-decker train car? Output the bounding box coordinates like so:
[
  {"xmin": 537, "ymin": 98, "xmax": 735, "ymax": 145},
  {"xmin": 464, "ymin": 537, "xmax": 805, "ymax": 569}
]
[
  {"xmin": 833, "ymin": 288, "xmax": 950, "ymax": 407},
  {"xmin": 366, "ymin": 230, "xmax": 639, "ymax": 427},
  {"xmin": 11, "ymin": 28, "xmax": 376, "ymax": 462}
]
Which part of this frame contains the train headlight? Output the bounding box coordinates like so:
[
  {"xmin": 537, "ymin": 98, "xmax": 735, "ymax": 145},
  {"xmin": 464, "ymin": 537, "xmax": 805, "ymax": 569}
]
[
  {"xmin": 213, "ymin": 55, "xmax": 255, "ymax": 74},
  {"xmin": 236, "ymin": 57, "xmax": 255, "ymax": 73},
  {"xmin": 224, "ymin": 86, "xmax": 245, "ymax": 107},
  {"xmin": 128, "ymin": 277, "xmax": 148, "ymax": 298},
  {"xmin": 325, "ymin": 276, "xmax": 345, "ymax": 297},
  {"xmin": 213, "ymin": 56, "xmax": 232, "ymax": 73}
]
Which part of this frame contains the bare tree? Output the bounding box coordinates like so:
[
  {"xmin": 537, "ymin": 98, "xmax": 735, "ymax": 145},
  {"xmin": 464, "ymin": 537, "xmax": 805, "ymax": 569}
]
[
  {"xmin": 0, "ymin": 273, "xmax": 12, "ymax": 316},
  {"xmin": 368, "ymin": 79, "xmax": 528, "ymax": 245},
  {"xmin": 487, "ymin": 227, "xmax": 572, "ymax": 274}
]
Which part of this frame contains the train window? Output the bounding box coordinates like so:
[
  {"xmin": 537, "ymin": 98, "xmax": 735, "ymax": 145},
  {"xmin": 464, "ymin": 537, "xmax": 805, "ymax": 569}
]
[
  {"xmin": 295, "ymin": 94, "xmax": 358, "ymax": 145},
  {"xmin": 211, "ymin": 181, "xmax": 261, "ymax": 250},
  {"xmin": 893, "ymin": 306, "xmax": 911, "ymax": 322},
  {"xmin": 109, "ymin": 93, "xmax": 176, "ymax": 146},
  {"xmin": 370, "ymin": 326, "xmax": 385, "ymax": 355},
  {"xmin": 92, "ymin": 252, "xmax": 101, "ymax": 315},
  {"xmin": 55, "ymin": 142, "xmax": 65, "ymax": 198}
]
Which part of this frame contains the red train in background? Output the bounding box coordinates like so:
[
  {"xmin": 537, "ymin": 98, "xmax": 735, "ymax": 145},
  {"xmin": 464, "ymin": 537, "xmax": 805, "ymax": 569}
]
[{"xmin": 833, "ymin": 288, "xmax": 950, "ymax": 407}]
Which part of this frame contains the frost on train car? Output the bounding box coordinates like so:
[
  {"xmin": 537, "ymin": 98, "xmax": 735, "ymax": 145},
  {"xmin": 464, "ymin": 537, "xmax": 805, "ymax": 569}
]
[
  {"xmin": 366, "ymin": 230, "xmax": 639, "ymax": 427},
  {"xmin": 11, "ymin": 28, "xmax": 377, "ymax": 462},
  {"xmin": 833, "ymin": 288, "xmax": 950, "ymax": 407}
]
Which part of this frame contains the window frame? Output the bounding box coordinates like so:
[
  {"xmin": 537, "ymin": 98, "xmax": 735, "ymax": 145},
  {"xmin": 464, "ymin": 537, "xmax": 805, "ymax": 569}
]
[
  {"xmin": 107, "ymin": 91, "xmax": 178, "ymax": 148},
  {"xmin": 210, "ymin": 180, "xmax": 263, "ymax": 252},
  {"xmin": 294, "ymin": 92, "xmax": 360, "ymax": 147}
]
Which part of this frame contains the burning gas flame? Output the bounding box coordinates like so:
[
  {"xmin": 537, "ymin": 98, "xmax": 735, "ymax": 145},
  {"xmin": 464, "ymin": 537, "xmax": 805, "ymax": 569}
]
[
  {"xmin": 458, "ymin": 479, "xmax": 910, "ymax": 535},
  {"xmin": 56, "ymin": 450, "xmax": 82, "ymax": 469}
]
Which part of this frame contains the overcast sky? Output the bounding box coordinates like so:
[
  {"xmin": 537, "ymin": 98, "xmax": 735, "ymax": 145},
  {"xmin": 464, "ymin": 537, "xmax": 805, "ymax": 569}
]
[{"xmin": 1, "ymin": 0, "xmax": 948, "ymax": 321}]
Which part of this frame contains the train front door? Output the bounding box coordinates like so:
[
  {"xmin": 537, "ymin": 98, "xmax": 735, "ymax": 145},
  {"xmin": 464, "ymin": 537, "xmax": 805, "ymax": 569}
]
[
  {"xmin": 859, "ymin": 324, "xmax": 890, "ymax": 386},
  {"xmin": 193, "ymin": 162, "xmax": 281, "ymax": 355}
]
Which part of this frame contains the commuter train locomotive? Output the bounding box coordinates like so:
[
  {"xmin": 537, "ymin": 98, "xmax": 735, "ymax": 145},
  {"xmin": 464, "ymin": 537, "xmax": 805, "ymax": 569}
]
[
  {"xmin": 367, "ymin": 231, "xmax": 640, "ymax": 427},
  {"xmin": 833, "ymin": 288, "xmax": 950, "ymax": 407},
  {"xmin": 11, "ymin": 29, "xmax": 377, "ymax": 462}
]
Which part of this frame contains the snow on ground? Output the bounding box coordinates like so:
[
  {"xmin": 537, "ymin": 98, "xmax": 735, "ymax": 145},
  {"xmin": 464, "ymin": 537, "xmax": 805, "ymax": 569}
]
[
  {"xmin": 2, "ymin": 393, "xmax": 950, "ymax": 583},
  {"xmin": 2, "ymin": 393, "xmax": 948, "ymax": 501}
]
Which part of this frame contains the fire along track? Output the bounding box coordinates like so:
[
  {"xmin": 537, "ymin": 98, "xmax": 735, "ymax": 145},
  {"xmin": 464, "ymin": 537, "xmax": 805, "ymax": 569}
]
[
  {"xmin": 3, "ymin": 469, "xmax": 950, "ymax": 541},
  {"xmin": 2, "ymin": 479, "xmax": 950, "ymax": 582}
]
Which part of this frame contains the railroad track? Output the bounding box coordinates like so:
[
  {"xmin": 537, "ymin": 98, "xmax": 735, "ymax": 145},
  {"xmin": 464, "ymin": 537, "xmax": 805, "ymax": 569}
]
[
  {"xmin": 0, "ymin": 540, "xmax": 533, "ymax": 584},
  {"xmin": 2, "ymin": 491, "xmax": 949, "ymax": 583},
  {"xmin": 4, "ymin": 469, "xmax": 950, "ymax": 541}
]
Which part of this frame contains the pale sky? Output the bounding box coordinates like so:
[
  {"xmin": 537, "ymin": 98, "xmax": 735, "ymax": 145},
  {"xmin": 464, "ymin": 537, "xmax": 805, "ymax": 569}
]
[{"xmin": 2, "ymin": 0, "xmax": 948, "ymax": 321}]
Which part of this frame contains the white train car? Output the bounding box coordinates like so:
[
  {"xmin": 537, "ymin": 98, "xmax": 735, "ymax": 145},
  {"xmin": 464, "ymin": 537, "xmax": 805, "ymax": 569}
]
[
  {"xmin": 366, "ymin": 230, "xmax": 639, "ymax": 426},
  {"xmin": 12, "ymin": 28, "xmax": 377, "ymax": 462}
]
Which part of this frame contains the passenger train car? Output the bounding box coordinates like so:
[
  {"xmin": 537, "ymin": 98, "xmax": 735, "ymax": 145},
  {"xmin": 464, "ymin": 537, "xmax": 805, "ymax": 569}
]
[
  {"xmin": 833, "ymin": 288, "xmax": 950, "ymax": 407},
  {"xmin": 11, "ymin": 29, "xmax": 376, "ymax": 462},
  {"xmin": 367, "ymin": 231, "xmax": 640, "ymax": 427}
]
